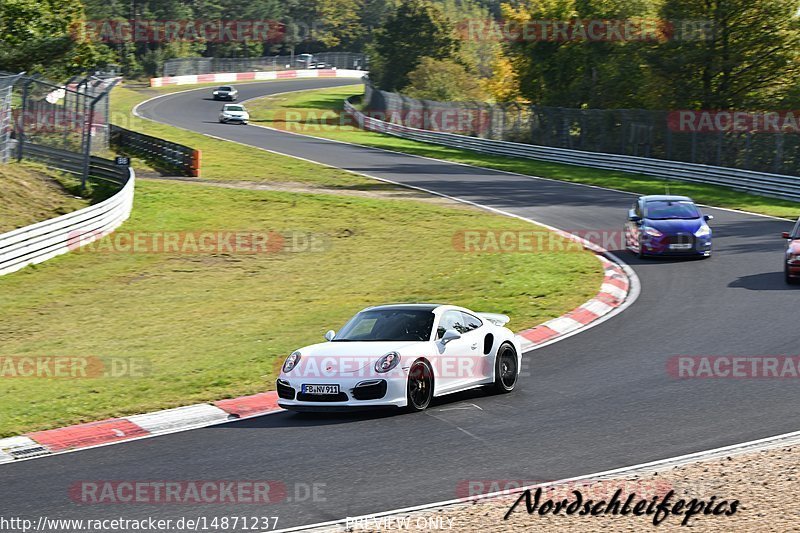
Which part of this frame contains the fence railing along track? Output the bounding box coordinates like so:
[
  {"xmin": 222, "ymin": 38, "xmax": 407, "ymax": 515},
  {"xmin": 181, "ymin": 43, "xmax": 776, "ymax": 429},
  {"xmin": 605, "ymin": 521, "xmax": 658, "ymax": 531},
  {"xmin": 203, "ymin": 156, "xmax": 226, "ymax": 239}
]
[{"xmin": 345, "ymin": 97, "xmax": 800, "ymax": 203}]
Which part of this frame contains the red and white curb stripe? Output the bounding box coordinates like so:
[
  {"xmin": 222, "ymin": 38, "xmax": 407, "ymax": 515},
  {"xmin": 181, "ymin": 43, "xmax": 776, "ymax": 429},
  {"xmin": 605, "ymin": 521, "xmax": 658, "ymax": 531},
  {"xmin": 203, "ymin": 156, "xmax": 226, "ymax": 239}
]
[
  {"xmin": 0, "ymin": 257, "xmax": 630, "ymax": 464},
  {"xmin": 0, "ymin": 392, "xmax": 279, "ymax": 464},
  {"xmin": 516, "ymin": 256, "xmax": 629, "ymax": 351},
  {"xmin": 150, "ymin": 69, "xmax": 366, "ymax": 87}
]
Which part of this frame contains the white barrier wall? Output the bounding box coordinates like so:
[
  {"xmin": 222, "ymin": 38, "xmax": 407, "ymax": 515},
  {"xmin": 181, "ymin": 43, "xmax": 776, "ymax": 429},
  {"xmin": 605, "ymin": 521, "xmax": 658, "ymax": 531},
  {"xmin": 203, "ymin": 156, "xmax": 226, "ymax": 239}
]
[
  {"xmin": 150, "ymin": 69, "xmax": 367, "ymax": 87},
  {"xmin": 0, "ymin": 169, "xmax": 135, "ymax": 276}
]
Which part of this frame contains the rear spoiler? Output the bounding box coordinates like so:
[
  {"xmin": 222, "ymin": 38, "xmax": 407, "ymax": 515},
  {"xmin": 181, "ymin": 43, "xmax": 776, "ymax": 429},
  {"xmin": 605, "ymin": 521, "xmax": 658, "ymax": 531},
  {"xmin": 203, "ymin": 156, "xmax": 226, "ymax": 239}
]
[{"xmin": 478, "ymin": 313, "xmax": 510, "ymax": 327}]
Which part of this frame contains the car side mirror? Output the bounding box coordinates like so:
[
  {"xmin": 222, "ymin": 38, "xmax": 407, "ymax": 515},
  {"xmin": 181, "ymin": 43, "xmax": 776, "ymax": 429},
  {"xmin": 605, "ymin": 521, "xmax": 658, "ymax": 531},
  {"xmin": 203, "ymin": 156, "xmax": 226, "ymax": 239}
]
[
  {"xmin": 324, "ymin": 330, "xmax": 336, "ymax": 341},
  {"xmin": 704, "ymin": 215, "xmax": 714, "ymax": 221},
  {"xmin": 628, "ymin": 214, "xmax": 641, "ymax": 223},
  {"xmin": 441, "ymin": 329, "xmax": 461, "ymax": 344},
  {"xmin": 783, "ymin": 232, "xmax": 791, "ymax": 240}
]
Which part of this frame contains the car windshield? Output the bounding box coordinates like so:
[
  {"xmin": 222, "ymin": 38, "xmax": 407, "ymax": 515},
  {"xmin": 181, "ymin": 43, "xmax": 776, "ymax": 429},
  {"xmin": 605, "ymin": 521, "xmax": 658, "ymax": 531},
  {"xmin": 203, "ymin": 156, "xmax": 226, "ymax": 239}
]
[
  {"xmin": 218, "ymin": 87, "xmax": 232, "ymax": 91},
  {"xmin": 225, "ymin": 106, "xmax": 244, "ymax": 112},
  {"xmin": 645, "ymin": 200, "xmax": 701, "ymax": 220},
  {"xmin": 333, "ymin": 309, "xmax": 434, "ymax": 342}
]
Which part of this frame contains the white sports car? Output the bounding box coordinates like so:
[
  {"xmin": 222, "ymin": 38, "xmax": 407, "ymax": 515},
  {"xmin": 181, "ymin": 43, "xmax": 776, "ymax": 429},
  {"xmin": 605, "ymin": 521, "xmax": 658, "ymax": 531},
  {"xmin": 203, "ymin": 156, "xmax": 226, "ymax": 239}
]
[{"xmin": 276, "ymin": 304, "xmax": 523, "ymax": 412}]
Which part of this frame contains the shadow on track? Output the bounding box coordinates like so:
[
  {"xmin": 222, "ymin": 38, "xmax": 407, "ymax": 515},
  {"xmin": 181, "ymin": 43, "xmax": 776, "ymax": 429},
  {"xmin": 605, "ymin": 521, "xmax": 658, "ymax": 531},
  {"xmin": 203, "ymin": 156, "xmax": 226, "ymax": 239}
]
[
  {"xmin": 729, "ymin": 271, "xmax": 800, "ymax": 291},
  {"xmin": 217, "ymin": 388, "xmax": 494, "ymax": 430}
]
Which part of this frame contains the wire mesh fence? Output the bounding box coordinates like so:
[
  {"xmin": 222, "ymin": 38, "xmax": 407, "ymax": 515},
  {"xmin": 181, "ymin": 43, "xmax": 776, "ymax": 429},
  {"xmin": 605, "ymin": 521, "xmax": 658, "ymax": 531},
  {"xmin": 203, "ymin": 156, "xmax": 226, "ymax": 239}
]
[
  {"xmin": 363, "ymin": 83, "xmax": 800, "ymax": 177},
  {"xmin": 9, "ymin": 74, "xmax": 120, "ymax": 185},
  {"xmin": 14, "ymin": 76, "xmax": 119, "ymax": 155},
  {"xmin": 162, "ymin": 52, "xmax": 367, "ymax": 76}
]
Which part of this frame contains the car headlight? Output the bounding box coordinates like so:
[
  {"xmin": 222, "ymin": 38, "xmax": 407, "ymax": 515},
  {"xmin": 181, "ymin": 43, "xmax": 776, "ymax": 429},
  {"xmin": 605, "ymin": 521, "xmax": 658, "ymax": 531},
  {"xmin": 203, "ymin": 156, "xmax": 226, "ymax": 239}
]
[
  {"xmin": 788, "ymin": 253, "xmax": 800, "ymax": 264},
  {"xmin": 695, "ymin": 225, "xmax": 711, "ymax": 238},
  {"xmin": 644, "ymin": 227, "xmax": 663, "ymax": 237},
  {"xmin": 375, "ymin": 352, "xmax": 400, "ymax": 373},
  {"xmin": 283, "ymin": 351, "xmax": 301, "ymax": 373}
]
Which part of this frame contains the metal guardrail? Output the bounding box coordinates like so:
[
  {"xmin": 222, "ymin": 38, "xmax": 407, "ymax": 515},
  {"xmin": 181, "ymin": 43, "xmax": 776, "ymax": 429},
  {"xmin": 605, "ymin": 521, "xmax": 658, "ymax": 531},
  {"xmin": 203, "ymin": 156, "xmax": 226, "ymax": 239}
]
[
  {"xmin": 20, "ymin": 143, "xmax": 130, "ymax": 186},
  {"xmin": 110, "ymin": 125, "xmax": 201, "ymax": 177},
  {"xmin": 0, "ymin": 154, "xmax": 135, "ymax": 276},
  {"xmin": 345, "ymin": 97, "xmax": 800, "ymax": 203}
]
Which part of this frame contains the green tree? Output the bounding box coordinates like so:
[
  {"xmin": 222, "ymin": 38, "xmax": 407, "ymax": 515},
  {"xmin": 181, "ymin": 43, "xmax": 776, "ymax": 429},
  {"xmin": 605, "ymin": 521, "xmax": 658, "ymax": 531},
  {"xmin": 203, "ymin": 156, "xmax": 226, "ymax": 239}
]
[
  {"xmin": 369, "ymin": 0, "xmax": 459, "ymax": 90},
  {"xmin": 0, "ymin": 0, "xmax": 108, "ymax": 78},
  {"xmin": 498, "ymin": 0, "xmax": 655, "ymax": 108},
  {"xmin": 404, "ymin": 56, "xmax": 486, "ymax": 100},
  {"xmin": 644, "ymin": 0, "xmax": 800, "ymax": 109}
]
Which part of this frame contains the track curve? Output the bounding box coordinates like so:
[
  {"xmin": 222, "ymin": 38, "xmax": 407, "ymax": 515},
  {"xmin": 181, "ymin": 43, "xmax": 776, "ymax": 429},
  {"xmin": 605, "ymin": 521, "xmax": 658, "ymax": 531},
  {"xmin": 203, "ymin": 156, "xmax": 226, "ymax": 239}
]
[{"xmin": 3, "ymin": 79, "xmax": 800, "ymax": 529}]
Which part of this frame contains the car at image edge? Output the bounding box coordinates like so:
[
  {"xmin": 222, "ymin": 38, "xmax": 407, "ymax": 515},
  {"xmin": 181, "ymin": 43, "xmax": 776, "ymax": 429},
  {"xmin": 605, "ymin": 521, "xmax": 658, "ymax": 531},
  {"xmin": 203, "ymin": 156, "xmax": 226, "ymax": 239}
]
[
  {"xmin": 276, "ymin": 304, "xmax": 523, "ymax": 412},
  {"xmin": 625, "ymin": 195, "xmax": 713, "ymax": 258},
  {"xmin": 782, "ymin": 218, "xmax": 800, "ymax": 284}
]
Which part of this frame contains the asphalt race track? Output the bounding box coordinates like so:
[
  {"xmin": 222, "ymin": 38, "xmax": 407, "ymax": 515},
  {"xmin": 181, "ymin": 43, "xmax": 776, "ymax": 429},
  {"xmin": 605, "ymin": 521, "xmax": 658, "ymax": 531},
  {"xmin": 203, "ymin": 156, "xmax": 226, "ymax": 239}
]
[{"xmin": 4, "ymin": 79, "xmax": 800, "ymax": 529}]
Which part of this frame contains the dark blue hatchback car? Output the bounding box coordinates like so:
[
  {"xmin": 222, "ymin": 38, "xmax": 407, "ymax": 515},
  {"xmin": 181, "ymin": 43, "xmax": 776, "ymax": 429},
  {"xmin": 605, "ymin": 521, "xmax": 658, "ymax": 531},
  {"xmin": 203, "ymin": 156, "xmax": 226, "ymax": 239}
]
[{"xmin": 625, "ymin": 195, "xmax": 713, "ymax": 258}]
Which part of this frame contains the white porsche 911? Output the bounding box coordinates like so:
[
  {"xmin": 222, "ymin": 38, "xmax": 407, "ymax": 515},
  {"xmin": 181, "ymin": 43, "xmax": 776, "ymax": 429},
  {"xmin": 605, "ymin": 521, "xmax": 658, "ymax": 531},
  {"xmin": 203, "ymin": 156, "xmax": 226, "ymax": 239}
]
[{"xmin": 276, "ymin": 304, "xmax": 523, "ymax": 412}]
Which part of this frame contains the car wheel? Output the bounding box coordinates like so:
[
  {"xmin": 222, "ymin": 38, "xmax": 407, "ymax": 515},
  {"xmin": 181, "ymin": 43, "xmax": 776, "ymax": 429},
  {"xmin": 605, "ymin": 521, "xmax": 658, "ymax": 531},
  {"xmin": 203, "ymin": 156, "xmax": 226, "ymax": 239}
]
[
  {"xmin": 492, "ymin": 343, "xmax": 518, "ymax": 393},
  {"xmin": 406, "ymin": 360, "xmax": 433, "ymax": 412},
  {"xmin": 786, "ymin": 265, "xmax": 798, "ymax": 285}
]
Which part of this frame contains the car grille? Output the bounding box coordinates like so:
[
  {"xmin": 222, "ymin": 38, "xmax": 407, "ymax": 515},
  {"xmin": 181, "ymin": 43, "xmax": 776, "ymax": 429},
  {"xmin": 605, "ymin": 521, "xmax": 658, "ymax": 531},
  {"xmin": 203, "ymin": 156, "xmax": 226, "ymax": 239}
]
[
  {"xmin": 667, "ymin": 233, "xmax": 695, "ymax": 247},
  {"xmin": 296, "ymin": 392, "xmax": 349, "ymax": 402},
  {"xmin": 276, "ymin": 380, "xmax": 295, "ymax": 400},
  {"xmin": 352, "ymin": 380, "xmax": 387, "ymax": 401}
]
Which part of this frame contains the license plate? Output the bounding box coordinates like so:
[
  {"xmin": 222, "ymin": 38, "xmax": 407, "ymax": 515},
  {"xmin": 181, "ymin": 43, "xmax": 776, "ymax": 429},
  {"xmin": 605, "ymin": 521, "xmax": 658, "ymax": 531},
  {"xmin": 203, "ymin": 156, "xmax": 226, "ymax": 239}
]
[
  {"xmin": 669, "ymin": 243, "xmax": 692, "ymax": 250},
  {"xmin": 302, "ymin": 384, "xmax": 339, "ymax": 394}
]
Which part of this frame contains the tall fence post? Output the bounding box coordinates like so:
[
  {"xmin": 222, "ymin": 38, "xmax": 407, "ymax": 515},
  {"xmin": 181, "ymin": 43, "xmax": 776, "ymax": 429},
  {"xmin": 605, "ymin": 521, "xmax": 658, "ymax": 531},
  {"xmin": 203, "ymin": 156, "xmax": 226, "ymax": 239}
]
[
  {"xmin": 0, "ymin": 72, "xmax": 23, "ymax": 164},
  {"xmin": 16, "ymin": 77, "xmax": 36, "ymax": 162}
]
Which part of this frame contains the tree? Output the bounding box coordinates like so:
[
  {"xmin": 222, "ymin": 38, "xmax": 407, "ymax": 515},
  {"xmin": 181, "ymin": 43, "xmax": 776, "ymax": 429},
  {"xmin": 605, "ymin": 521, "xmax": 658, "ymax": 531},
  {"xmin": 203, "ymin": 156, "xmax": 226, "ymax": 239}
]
[
  {"xmin": 369, "ymin": 0, "xmax": 459, "ymax": 90},
  {"xmin": 644, "ymin": 0, "xmax": 800, "ymax": 109},
  {"xmin": 404, "ymin": 56, "xmax": 486, "ymax": 100},
  {"xmin": 482, "ymin": 52, "xmax": 519, "ymax": 102},
  {"xmin": 0, "ymin": 0, "xmax": 109, "ymax": 78},
  {"xmin": 499, "ymin": 0, "xmax": 655, "ymax": 108}
]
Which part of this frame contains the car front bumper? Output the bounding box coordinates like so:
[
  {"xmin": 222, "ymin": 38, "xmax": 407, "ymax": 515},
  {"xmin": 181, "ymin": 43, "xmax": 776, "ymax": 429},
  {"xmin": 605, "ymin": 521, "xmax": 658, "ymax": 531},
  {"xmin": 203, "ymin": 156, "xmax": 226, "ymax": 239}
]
[
  {"xmin": 641, "ymin": 235, "xmax": 712, "ymax": 256},
  {"xmin": 276, "ymin": 375, "xmax": 408, "ymax": 411}
]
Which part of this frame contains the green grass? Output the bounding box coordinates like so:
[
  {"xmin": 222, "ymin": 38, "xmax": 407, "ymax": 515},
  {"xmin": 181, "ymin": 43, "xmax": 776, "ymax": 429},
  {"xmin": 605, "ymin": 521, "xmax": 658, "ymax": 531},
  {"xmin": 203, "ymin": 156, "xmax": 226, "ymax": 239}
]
[
  {"xmin": 247, "ymin": 85, "xmax": 800, "ymax": 220},
  {"xmin": 0, "ymin": 83, "xmax": 604, "ymax": 436},
  {"xmin": 0, "ymin": 162, "xmax": 91, "ymax": 233}
]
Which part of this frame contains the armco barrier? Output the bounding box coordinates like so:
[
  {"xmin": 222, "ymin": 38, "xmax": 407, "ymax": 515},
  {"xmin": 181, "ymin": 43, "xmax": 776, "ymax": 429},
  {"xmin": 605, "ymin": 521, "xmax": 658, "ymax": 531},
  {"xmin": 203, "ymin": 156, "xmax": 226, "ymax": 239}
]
[
  {"xmin": 150, "ymin": 68, "xmax": 366, "ymax": 87},
  {"xmin": 111, "ymin": 125, "xmax": 200, "ymax": 177},
  {"xmin": 0, "ymin": 151, "xmax": 135, "ymax": 276},
  {"xmin": 344, "ymin": 97, "xmax": 800, "ymax": 203}
]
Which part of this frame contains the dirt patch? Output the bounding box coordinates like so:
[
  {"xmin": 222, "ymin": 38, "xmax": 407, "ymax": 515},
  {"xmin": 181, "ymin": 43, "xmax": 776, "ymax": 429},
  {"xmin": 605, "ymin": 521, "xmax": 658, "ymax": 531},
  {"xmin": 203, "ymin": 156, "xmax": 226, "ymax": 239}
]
[{"xmin": 138, "ymin": 174, "xmax": 479, "ymax": 209}]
